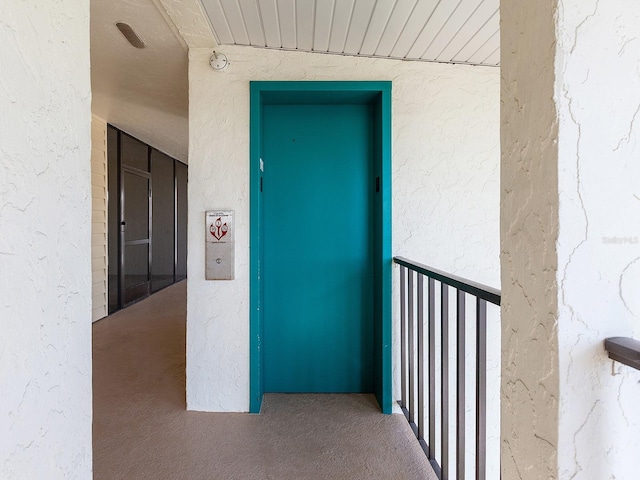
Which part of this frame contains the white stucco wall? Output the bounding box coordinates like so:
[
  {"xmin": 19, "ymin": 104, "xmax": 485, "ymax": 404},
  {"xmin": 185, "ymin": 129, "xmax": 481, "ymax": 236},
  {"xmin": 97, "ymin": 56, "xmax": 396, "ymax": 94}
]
[
  {"xmin": 555, "ymin": 2, "xmax": 640, "ymax": 478},
  {"xmin": 0, "ymin": 1, "xmax": 93, "ymax": 478},
  {"xmin": 187, "ymin": 45, "xmax": 500, "ymax": 412},
  {"xmin": 502, "ymin": 1, "xmax": 640, "ymax": 478}
]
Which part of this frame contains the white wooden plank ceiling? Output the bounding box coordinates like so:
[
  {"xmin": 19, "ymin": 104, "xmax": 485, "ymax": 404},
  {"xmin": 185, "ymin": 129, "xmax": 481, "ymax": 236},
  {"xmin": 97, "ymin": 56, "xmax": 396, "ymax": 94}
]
[{"xmin": 199, "ymin": 0, "xmax": 499, "ymax": 66}]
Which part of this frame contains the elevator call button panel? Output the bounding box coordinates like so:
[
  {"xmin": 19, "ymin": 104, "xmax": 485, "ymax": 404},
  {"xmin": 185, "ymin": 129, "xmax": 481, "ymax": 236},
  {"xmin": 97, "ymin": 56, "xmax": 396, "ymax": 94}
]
[{"xmin": 205, "ymin": 210, "xmax": 234, "ymax": 280}]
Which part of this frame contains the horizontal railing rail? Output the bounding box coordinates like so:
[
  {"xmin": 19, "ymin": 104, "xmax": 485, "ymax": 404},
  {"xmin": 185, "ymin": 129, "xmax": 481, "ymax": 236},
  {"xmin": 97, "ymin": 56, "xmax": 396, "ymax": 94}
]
[
  {"xmin": 394, "ymin": 256, "xmax": 501, "ymax": 306},
  {"xmin": 395, "ymin": 256, "xmax": 501, "ymax": 480}
]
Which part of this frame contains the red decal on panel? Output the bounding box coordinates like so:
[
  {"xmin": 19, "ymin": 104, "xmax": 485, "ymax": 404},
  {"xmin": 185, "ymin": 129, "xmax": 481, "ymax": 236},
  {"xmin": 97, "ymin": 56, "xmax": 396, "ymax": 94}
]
[{"xmin": 210, "ymin": 217, "xmax": 228, "ymax": 241}]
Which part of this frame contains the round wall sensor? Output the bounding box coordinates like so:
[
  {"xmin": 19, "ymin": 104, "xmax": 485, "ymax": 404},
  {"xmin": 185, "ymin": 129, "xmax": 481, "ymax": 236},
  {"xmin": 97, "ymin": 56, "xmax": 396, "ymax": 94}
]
[{"xmin": 210, "ymin": 52, "xmax": 229, "ymax": 71}]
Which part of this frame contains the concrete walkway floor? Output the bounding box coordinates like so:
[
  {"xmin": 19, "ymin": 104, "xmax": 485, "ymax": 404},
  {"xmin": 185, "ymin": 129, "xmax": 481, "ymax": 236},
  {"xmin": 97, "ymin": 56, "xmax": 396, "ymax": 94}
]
[{"xmin": 93, "ymin": 281, "xmax": 437, "ymax": 479}]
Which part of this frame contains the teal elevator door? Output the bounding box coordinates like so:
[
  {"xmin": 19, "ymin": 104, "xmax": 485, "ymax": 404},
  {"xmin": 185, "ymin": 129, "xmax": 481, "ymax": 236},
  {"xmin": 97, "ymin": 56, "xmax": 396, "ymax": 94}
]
[{"xmin": 263, "ymin": 103, "xmax": 374, "ymax": 393}]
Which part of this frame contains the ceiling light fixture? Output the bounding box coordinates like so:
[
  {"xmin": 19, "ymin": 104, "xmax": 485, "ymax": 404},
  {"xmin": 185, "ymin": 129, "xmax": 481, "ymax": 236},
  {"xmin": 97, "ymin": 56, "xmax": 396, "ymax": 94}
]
[{"xmin": 116, "ymin": 22, "xmax": 146, "ymax": 49}]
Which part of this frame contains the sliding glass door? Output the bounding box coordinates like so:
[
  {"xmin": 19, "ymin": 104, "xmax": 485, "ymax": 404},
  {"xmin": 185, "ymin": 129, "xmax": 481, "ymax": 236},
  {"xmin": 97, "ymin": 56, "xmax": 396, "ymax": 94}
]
[
  {"xmin": 122, "ymin": 168, "xmax": 151, "ymax": 305},
  {"xmin": 107, "ymin": 125, "xmax": 187, "ymax": 314},
  {"xmin": 150, "ymin": 150, "xmax": 175, "ymax": 293}
]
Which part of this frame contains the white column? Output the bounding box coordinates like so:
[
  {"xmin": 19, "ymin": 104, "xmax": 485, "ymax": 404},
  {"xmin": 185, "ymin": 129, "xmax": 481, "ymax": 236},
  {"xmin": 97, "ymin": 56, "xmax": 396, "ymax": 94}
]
[
  {"xmin": 500, "ymin": 1, "xmax": 560, "ymax": 477},
  {"xmin": 0, "ymin": 0, "xmax": 93, "ymax": 477}
]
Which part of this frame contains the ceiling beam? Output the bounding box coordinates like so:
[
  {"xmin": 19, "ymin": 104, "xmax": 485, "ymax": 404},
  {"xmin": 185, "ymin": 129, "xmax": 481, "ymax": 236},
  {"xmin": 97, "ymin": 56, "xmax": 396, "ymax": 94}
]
[{"xmin": 155, "ymin": 0, "xmax": 218, "ymax": 49}]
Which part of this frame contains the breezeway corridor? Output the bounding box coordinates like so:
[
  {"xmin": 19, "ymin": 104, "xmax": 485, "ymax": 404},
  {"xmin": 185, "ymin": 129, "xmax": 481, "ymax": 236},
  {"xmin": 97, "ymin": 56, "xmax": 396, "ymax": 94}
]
[{"xmin": 92, "ymin": 282, "xmax": 436, "ymax": 479}]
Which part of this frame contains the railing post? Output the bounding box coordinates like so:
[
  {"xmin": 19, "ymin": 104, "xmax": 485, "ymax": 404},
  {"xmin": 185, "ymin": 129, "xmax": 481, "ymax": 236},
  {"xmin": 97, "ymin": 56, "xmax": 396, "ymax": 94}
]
[
  {"xmin": 400, "ymin": 266, "xmax": 407, "ymax": 409},
  {"xmin": 428, "ymin": 277, "xmax": 436, "ymax": 460},
  {"xmin": 457, "ymin": 289, "xmax": 466, "ymax": 480},
  {"xmin": 476, "ymin": 298, "xmax": 487, "ymax": 480},
  {"xmin": 418, "ymin": 274, "xmax": 425, "ymax": 447},
  {"xmin": 441, "ymin": 284, "xmax": 450, "ymax": 480},
  {"xmin": 408, "ymin": 270, "xmax": 415, "ymax": 425}
]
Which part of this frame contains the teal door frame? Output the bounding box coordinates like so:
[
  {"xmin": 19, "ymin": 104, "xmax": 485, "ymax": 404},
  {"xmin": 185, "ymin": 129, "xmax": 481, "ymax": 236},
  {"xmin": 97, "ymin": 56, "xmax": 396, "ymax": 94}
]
[{"xmin": 249, "ymin": 81, "xmax": 392, "ymax": 413}]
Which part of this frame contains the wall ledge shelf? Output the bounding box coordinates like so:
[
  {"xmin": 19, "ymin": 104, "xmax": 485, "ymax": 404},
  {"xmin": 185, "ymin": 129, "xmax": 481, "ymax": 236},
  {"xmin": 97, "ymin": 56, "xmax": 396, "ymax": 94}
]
[{"xmin": 604, "ymin": 337, "xmax": 640, "ymax": 370}]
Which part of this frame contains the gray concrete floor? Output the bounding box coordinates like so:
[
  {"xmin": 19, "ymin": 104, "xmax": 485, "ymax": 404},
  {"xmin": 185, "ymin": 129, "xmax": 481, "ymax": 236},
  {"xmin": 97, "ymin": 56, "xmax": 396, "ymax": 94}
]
[{"xmin": 93, "ymin": 281, "xmax": 437, "ymax": 479}]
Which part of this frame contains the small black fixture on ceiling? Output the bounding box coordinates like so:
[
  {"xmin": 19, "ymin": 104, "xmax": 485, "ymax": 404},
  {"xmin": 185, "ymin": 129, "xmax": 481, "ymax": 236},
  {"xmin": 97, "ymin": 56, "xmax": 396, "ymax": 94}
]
[{"xmin": 116, "ymin": 22, "xmax": 146, "ymax": 49}]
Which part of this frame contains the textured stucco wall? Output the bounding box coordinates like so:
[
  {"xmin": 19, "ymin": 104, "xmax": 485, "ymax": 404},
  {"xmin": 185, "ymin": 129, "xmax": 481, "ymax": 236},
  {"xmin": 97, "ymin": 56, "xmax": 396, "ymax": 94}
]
[
  {"xmin": 500, "ymin": 1, "xmax": 560, "ymax": 478},
  {"xmin": 0, "ymin": 1, "xmax": 93, "ymax": 478},
  {"xmin": 92, "ymin": 93, "xmax": 189, "ymax": 162},
  {"xmin": 187, "ymin": 45, "xmax": 500, "ymax": 412},
  {"xmin": 157, "ymin": 0, "xmax": 217, "ymax": 49},
  {"xmin": 502, "ymin": 0, "xmax": 640, "ymax": 478},
  {"xmin": 555, "ymin": 1, "xmax": 640, "ymax": 478}
]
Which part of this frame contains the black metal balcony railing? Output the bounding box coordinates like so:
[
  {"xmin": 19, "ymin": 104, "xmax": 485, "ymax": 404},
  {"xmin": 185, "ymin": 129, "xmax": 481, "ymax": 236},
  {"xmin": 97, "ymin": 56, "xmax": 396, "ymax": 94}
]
[{"xmin": 394, "ymin": 256, "xmax": 501, "ymax": 480}]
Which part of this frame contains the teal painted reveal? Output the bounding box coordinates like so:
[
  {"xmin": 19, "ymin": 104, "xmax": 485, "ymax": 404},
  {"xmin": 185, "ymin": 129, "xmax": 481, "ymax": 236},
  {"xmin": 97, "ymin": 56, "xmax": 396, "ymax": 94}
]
[
  {"xmin": 249, "ymin": 91, "xmax": 263, "ymax": 413},
  {"xmin": 263, "ymin": 104, "xmax": 374, "ymax": 393},
  {"xmin": 379, "ymin": 89, "xmax": 393, "ymax": 415},
  {"xmin": 250, "ymin": 82, "xmax": 392, "ymax": 413}
]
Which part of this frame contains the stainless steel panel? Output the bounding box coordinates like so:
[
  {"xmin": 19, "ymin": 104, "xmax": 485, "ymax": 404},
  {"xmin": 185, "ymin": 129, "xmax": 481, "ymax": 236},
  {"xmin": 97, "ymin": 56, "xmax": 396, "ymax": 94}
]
[{"xmin": 205, "ymin": 210, "xmax": 234, "ymax": 280}]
